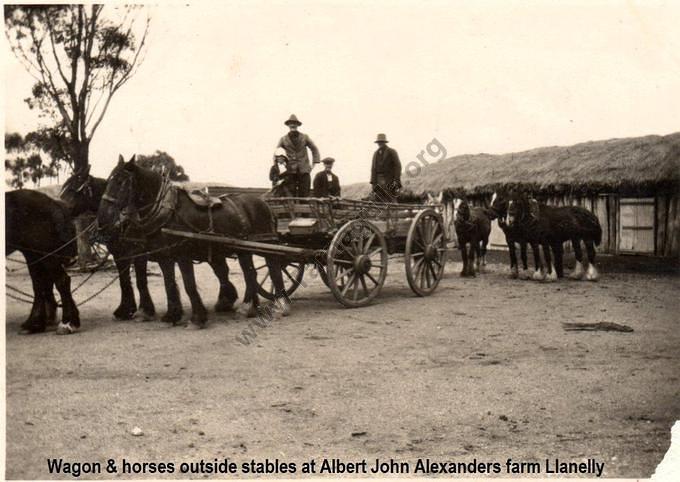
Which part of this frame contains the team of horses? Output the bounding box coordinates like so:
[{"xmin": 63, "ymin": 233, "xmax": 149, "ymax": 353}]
[{"xmin": 6, "ymin": 156, "xmax": 603, "ymax": 335}]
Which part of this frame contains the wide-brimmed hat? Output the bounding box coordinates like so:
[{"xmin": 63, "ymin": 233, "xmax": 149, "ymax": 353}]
[
  {"xmin": 375, "ymin": 133, "xmax": 389, "ymax": 143},
  {"xmin": 322, "ymin": 157, "xmax": 335, "ymax": 165},
  {"xmin": 284, "ymin": 114, "xmax": 302, "ymax": 127}
]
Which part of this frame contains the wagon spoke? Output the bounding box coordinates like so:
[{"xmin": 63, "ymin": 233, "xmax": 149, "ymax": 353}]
[
  {"xmin": 365, "ymin": 271, "xmax": 379, "ymax": 287},
  {"xmin": 363, "ymin": 233, "xmax": 376, "ymax": 253},
  {"xmin": 432, "ymin": 232, "xmax": 443, "ymax": 246},
  {"xmin": 335, "ymin": 267, "xmax": 354, "ymax": 282},
  {"xmin": 359, "ymin": 275, "xmax": 370, "ymax": 298},
  {"xmin": 352, "ymin": 277, "xmax": 360, "ymax": 301},
  {"xmin": 410, "ymin": 251, "xmax": 425, "ymax": 258},
  {"xmin": 255, "ymin": 263, "xmax": 268, "ymax": 271},
  {"xmin": 261, "ymin": 271, "xmax": 270, "ymax": 285},
  {"xmin": 332, "ymin": 258, "xmax": 354, "ymax": 265},
  {"xmin": 368, "ymin": 247, "xmax": 383, "ymax": 259},
  {"xmin": 283, "ymin": 267, "xmax": 297, "ymax": 285},
  {"xmin": 342, "ymin": 273, "xmax": 357, "ymax": 297},
  {"xmin": 427, "ymin": 261, "xmax": 437, "ymax": 284}
]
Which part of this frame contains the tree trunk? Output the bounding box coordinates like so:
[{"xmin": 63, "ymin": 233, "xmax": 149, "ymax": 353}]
[
  {"xmin": 72, "ymin": 139, "xmax": 90, "ymax": 173},
  {"xmin": 74, "ymin": 214, "xmax": 96, "ymax": 270}
]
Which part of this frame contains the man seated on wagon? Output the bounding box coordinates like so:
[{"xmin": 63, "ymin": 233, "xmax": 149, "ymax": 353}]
[
  {"xmin": 313, "ymin": 157, "xmax": 341, "ymax": 198},
  {"xmin": 269, "ymin": 148, "xmax": 295, "ymax": 196}
]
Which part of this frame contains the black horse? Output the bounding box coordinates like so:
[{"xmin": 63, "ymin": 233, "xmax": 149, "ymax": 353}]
[
  {"xmin": 488, "ymin": 191, "xmax": 542, "ymax": 279},
  {"xmin": 96, "ymin": 156, "xmax": 288, "ymax": 327},
  {"xmin": 60, "ymin": 167, "xmax": 156, "ymax": 320},
  {"xmin": 507, "ymin": 193, "xmax": 602, "ymax": 281},
  {"xmin": 454, "ymin": 198, "xmax": 491, "ymax": 277},
  {"xmin": 5, "ymin": 189, "xmax": 80, "ymax": 334}
]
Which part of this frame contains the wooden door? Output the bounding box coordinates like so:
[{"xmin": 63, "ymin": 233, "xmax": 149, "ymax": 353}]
[{"xmin": 618, "ymin": 198, "xmax": 655, "ymax": 254}]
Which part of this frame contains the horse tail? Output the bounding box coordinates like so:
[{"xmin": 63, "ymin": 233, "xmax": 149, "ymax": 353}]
[{"xmin": 572, "ymin": 207, "xmax": 602, "ymax": 246}]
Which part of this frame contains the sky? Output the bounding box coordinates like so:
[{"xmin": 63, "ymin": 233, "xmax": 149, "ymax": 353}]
[{"xmin": 4, "ymin": 0, "xmax": 680, "ymax": 188}]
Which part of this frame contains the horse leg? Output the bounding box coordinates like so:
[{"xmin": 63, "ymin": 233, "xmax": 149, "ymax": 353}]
[
  {"xmin": 480, "ymin": 237, "xmax": 488, "ymax": 268},
  {"xmin": 474, "ymin": 240, "xmax": 482, "ymax": 274},
  {"xmin": 569, "ymin": 238, "xmax": 586, "ymax": 280},
  {"xmin": 459, "ymin": 243, "xmax": 468, "ymax": 277},
  {"xmin": 44, "ymin": 283, "xmax": 58, "ymax": 327},
  {"xmin": 543, "ymin": 243, "xmax": 557, "ymax": 282},
  {"xmin": 519, "ymin": 241, "xmax": 531, "ymax": 279},
  {"xmin": 177, "ymin": 259, "xmax": 207, "ymax": 328},
  {"xmin": 238, "ymin": 254, "xmax": 259, "ymax": 318},
  {"xmin": 134, "ymin": 257, "xmax": 156, "ymax": 320},
  {"xmin": 21, "ymin": 260, "xmax": 48, "ymax": 333},
  {"xmin": 52, "ymin": 261, "xmax": 80, "ymax": 335},
  {"xmin": 507, "ymin": 238, "xmax": 519, "ymax": 278},
  {"xmin": 553, "ymin": 242, "xmax": 565, "ymax": 278},
  {"xmin": 531, "ymin": 242, "xmax": 545, "ymax": 281},
  {"xmin": 113, "ymin": 256, "xmax": 137, "ymax": 320},
  {"xmin": 158, "ymin": 259, "xmax": 183, "ymax": 324},
  {"xmin": 210, "ymin": 257, "xmax": 239, "ymax": 313},
  {"xmin": 585, "ymin": 240, "xmax": 600, "ymax": 281},
  {"xmin": 468, "ymin": 243, "xmax": 476, "ymax": 277},
  {"xmin": 266, "ymin": 255, "xmax": 291, "ymax": 317}
]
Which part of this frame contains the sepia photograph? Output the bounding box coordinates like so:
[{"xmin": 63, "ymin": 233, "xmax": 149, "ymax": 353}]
[{"xmin": 3, "ymin": 1, "xmax": 679, "ymax": 479}]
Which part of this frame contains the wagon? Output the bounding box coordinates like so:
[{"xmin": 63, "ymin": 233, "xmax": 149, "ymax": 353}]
[{"xmin": 163, "ymin": 196, "xmax": 448, "ymax": 308}]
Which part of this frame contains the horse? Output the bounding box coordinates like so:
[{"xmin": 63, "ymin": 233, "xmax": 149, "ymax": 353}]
[
  {"xmin": 5, "ymin": 189, "xmax": 80, "ymax": 334},
  {"xmin": 60, "ymin": 166, "xmax": 156, "ymax": 321},
  {"xmin": 96, "ymin": 155, "xmax": 288, "ymax": 327},
  {"xmin": 453, "ymin": 198, "xmax": 491, "ymax": 277},
  {"xmin": 488, "ymin": 191, "xmax": 542, "ymax": 279},
  {"xmin": 507, "ymin": 193, "xmax": 602, "ymax": 281}
]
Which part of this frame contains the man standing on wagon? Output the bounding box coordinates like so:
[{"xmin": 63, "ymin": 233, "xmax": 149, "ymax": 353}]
[
  {"xmin": 370, "ymin": 133, "xmax": 402, "ymax": 202},
  {"xmin": 276, "ymin": 114, "xmax": 320, "ymax": 197}
]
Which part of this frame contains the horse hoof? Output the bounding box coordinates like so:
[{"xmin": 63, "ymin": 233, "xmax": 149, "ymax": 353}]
[
  {"xmin": 215, "ymin": 300, "xmax": 236, "ymax": 313},
  {"xmin": 56, "ymin": 322, "xmax": 79, "ymax": 335},
  {"xmin": 569, "ymin": 261, "xmax": 585, "ymax": 280},
  {"xmin": 586, "ymin": 264, "xmax": 600, "ymax": 282},
  {"xmin": 532, "ymin": 270, "xmax": 545, "ymax": 281},
  {"xmin": 276, "ymin": 298, "xmax": 292, "ymax": 317},
  {"xmin": 161, "ymin": 312, "xmax": 183, "ymax": 324},
  {"xmin": 20, "ymin": 323, "xmax": 46, "ymax": 335},
  {"xmin": 136, "ymin": 309, "xmax": 156, "ymax": 322},
  {"xmin": 113, "ymin": 305, "xmax": 137, "ymax": 320},
  {"xmin": 519, "ymin": 270, "xmax": 532, "ymax": 280},
  {"xmin": 186, "ymin": 321, "xmax": 205, "ymax": 330}
]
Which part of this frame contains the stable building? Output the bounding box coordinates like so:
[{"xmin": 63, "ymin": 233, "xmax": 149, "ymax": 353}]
[{"xmin": 344, "ymin": 132, "xmax": 680, "ymax": 257}]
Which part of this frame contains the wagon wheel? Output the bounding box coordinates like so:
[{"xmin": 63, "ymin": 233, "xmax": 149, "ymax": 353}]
[
  {"xmin": 327, "ymin": 219, "xmax": 388, "ymax": 308},
  {"xmin": 254, "ymin": 256, "xmax": 305, "ymax": 301},
  {"xmin": 405, "ymin": 208, "xmax": 447, "ymax": 296}
]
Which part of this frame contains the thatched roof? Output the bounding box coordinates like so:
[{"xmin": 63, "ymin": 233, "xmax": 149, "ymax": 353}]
[{"xmin": 343, "ymin": 132, "xmax": 680, "ymax": 199}]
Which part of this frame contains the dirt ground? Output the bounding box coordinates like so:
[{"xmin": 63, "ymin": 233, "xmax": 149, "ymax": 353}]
[{"xmin": 4, "ymin": 251, "xmax": 680, "ymax": 479}]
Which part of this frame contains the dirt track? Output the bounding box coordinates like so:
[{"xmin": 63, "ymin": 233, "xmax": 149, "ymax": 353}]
[{"xmin": 5, "ymin": 252, "xmax": 680, "ymax": 479}]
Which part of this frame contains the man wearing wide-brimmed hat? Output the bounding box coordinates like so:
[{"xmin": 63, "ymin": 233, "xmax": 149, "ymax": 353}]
[
  {"xmin": 313, "ymin": 157, "xmax": 341, "ymax": 198},
  {"xmin": 370, "ymin": 133, "xmax": 401, "ymax": 202},
  {"xmin": 276, "ymin": 114, "xmax": 320, "ymax": 197}
]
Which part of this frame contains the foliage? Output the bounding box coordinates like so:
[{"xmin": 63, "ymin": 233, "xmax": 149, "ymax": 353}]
[
  {"xmin": 136, "ymin": 151, "xmax": 190, "ymax": 182},
  {"xmin": 4, "ymin": 5, "xmax": 150, "ymax": 172},
  {"xmin": 5, "ymin": 131, "xmax": 61, "ymax": 188}
]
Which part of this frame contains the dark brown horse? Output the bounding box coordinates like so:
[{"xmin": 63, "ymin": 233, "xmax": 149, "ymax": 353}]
[
  {"xmin": 60, "ymin": 167, "xmax": 156, "ymax": 320},
  {"xmin": 5, "ymin": 189, "xmax": 80, "ymax": 334},
  {"xmin": 488, "ymin": 191, "xmax": 542, "ymax": 279},
  {"xmin": 454, "ymin": 198, "xmax": 491, "ymax": 277},
  {"xmin": 507, "ymin": 193, "xmax": 602, "ymax": 281},
  {"xmin": 96, "ymin": 156, "xmax": 288, "ymax": 327}
]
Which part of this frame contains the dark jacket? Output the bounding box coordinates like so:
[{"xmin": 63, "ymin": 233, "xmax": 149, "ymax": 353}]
[
  {"xmin": 313, "ymin": 171, "xmax": 341, "ymax": 197},
  {"xmin": 277, "ymin": 132, "xmax": 320, "ymax": 174},
  {"xmin": 370, "ymin": 146, "xmax": 401, "ymax": 188}
]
